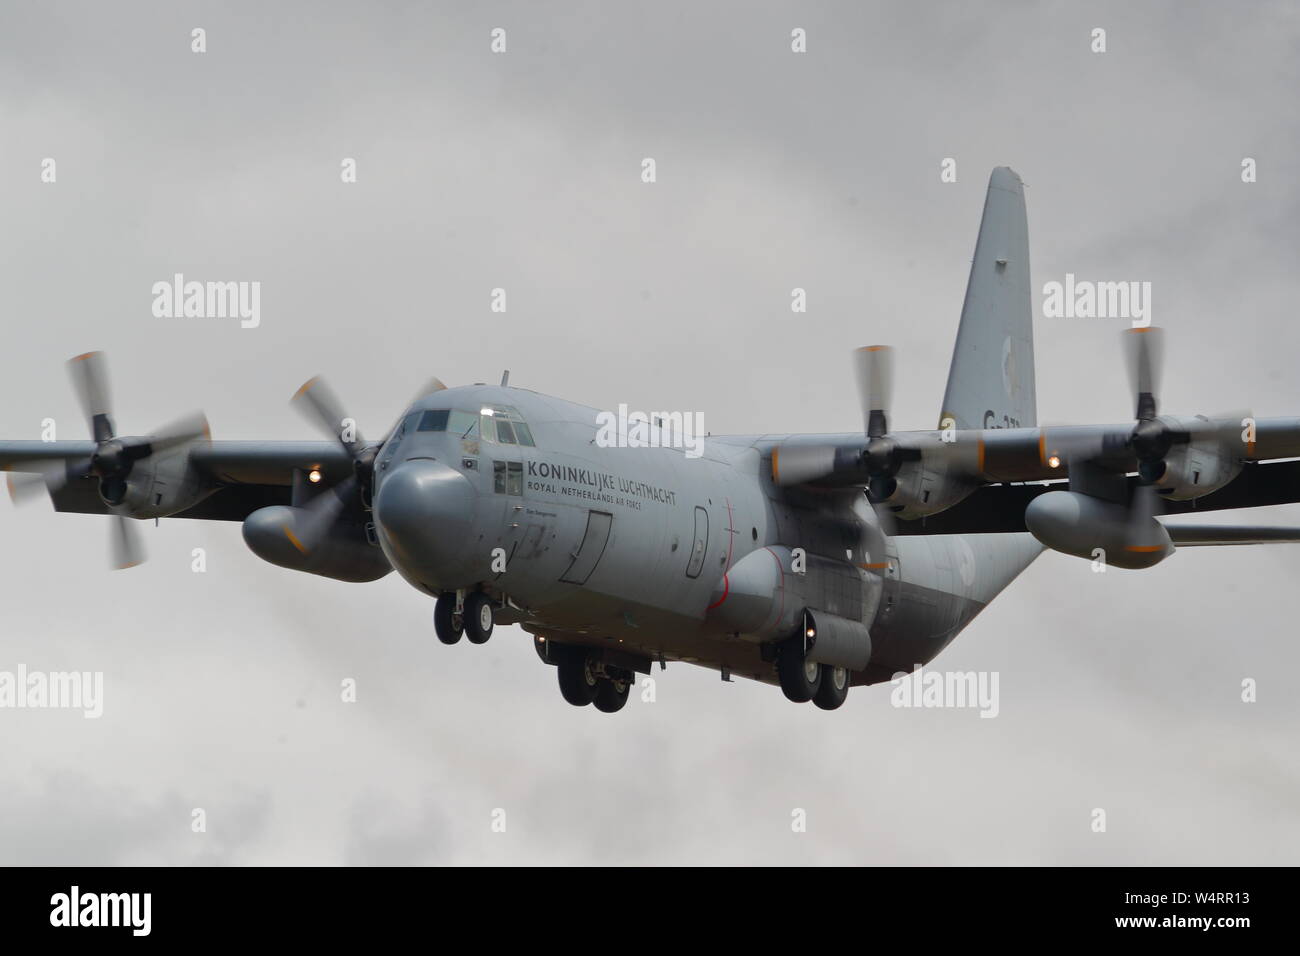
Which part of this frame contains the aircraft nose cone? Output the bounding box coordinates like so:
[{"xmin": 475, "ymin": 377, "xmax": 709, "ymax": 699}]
[{"xmin": 374, "ymin": 460, "xmax": 477, "ymax": 589}]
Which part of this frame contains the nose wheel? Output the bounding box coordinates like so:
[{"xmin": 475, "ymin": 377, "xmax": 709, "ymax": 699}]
[
  {"xmin": 434, "ymin": 591, "xmax": 495, "ymax": 645},
  {"xmin": 464, "ymin": 591, "xmax": 494, "ymax": 644},
  {"xmin": 433, "ymin": 593, "xmax": 463, "ymax": 645}
]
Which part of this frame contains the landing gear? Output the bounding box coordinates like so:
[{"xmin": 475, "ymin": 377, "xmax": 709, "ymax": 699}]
[
  {"xmin": 557, "ymin": 647, "xmax": 600, "ymax": 706},
  {"xmin": 433, "ymin": 593, "xmax": 463, "ymax": 645},
  {"xmin": 464, "ymin": 591, "xmax": 494, "ymax": 644},
  {"xmin": 593, "ymin": 676, "xmax": 630, "ymax": 713},
  {"xmin": 777, "ymin": 637, "xmax": 822, "ymax": 703},
  {"xmin": 552, "ymin": 644, "xmax": 632, "ymax": 712},
  {"xmin": 813, "ymin": 665, "xmax": 850, "ymax": 710}
]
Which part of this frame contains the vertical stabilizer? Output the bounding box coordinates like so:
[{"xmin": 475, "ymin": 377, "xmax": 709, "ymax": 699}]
[{"xmin": 939, "ymin": 167, "xmax": 1036, "ymax": 431}]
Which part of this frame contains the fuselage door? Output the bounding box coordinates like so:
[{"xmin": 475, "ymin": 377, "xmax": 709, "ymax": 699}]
[
  {"xmin": 685, "ymin": 505, "xmax": 709, "ymax": 578},
  {"xmin": 561, "ymin": 510, "xmax": 613, "ymax": 585}
]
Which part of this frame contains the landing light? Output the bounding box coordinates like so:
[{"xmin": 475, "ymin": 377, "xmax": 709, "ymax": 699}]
[
  {"xmin": 1047, "ymin": 455, "xmax": 1061, "ymax": 469},
  {"xmin": 805, "ymin": 627, "xmax": 816, "ymax": 639},
  {"xmin": 308, "ymin": 468, "xmax": 323, "ymax": 483}
]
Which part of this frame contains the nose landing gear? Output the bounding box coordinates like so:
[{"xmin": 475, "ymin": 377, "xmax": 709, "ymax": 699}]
[{"xmin": 434, "ymin": 590, "xmax": 495, "ymax": 645}]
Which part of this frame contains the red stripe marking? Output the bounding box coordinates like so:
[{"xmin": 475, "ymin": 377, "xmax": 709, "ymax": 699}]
[{"xmin": 706, "ymin": 573, "xmax": 729, "ymax": 610}]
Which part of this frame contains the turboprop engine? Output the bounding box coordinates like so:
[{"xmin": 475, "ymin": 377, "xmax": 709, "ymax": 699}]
[
  {"xmin": 242, "ymin": 505, "xmax": 391, "ymax": 582},
  {"xmin": 768, "ymin": 345, "xmax": 980, "ymax": 519},
  {"xmin": 1024, "ymin": 489, "xmax": 1172, "ymax": 570},
  {"xmin": 5, "ymin": 351, "xmax": 216, "ymax": 568}
]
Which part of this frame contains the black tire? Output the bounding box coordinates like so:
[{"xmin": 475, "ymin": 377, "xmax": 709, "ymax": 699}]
[
  {"xmin": 813, "ymin": 665, "xmax": 850, "ymax": 711},
  {"xmin": 557, "ymin": 648, "xmax": 599, "ymax": 706},
  {"xmin": 593, "ymin": 677, "xmax": 630, "ymax": 713},
  {"xmin": 777, "ymin": 640, "xmax": 822, "ymax": 703},
  {"xmin": 464, "ymin": 592, "xmax": 494, "ymax": 644},
  {"xmin": 433, "ymin": 593, "xmax": 463, "ymax": 645}
]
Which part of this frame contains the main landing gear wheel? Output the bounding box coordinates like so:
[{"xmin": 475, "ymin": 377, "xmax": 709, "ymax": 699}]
[
  {"xmin": 777, "ymin": 640, "xmax": 822, "ymax": 703},
  {"xmin": 814, "ymin": 665, "xmax": 850, "ymax": 711},
  {"xmin": 557, "ymin": 648, "xmax": 600, "ymax": 706},
  {"xmin": 464, "ymin": 592, "xmax": 494, "ymax": 644},
  {"xmin": 433, "ymin": 593, "xmax": 463, "ymax": 645},
  {"xmin": 593, "ymin": 676, "xmax": 630, "ymax": 713}
]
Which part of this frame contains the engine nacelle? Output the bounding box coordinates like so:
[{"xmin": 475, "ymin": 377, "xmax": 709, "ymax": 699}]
[
  {"xmin": 242, "ymin": 506, "xmax": 391, "ymax": 582},
  {"xmin": 877, "ymin": 461, "xmax": 976, "ymax": 520},
  {"xmin": 1024, "ymin": 490, "xmax": 1173, "ymax": 569},
  {"xmin": 1148, "ymin": 427, "xmax": 1243, "ymax": 500},
  {"xmin": 110, "ymin": 447, "xmax": 216, "ymax": 518}
]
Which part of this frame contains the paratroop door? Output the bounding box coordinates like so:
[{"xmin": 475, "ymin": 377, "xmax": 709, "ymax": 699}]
[{"xmin": 561, "ymin": 510, "xmax": 613, "ymax": 584}]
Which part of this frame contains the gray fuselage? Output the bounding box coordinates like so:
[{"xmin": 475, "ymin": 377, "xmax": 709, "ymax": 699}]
[{"xmin": 370, "ymin": 384, "xmax": 1042, "ymax": 687}]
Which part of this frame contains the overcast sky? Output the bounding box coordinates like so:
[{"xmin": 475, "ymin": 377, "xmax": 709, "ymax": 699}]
[{"xmin": 1, "ymin": 0, "xmax": 1298, "ymax": 865}]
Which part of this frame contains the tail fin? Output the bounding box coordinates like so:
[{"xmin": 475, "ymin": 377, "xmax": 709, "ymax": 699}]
[{"xmin": 939, "ymin": 167, "xmax": 1036, "ymax": 431}]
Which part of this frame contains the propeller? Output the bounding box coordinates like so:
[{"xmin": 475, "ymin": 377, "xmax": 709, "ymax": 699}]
[
  {"xmin": 773, "ymin": 346, "xmax": 903, "ymax": 493},
  {"xmin": 7, "ymin": 352, "xmax": 209, "ymax": 569},
  {"xmin": 1120, "ymin": 328, "xmax": 1248, "ymax": 485},
  {"xmin": 288, "ymin": 374, "xmax": 452, "ymax": 554},
  {"xmin": 854, "ymin": 345, "xmax": 916, "ymax": 503},
  {"xmin": 1124, "ymin": 327, "xmax": 1177, "ymax": 483},
  {"xmin": 289, "ymin": 376, "xmax": 369, "ymax": 553}
]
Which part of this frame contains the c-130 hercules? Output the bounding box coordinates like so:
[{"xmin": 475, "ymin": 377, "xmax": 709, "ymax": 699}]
[{"xmin": 5, "ymin": 168, "xmax": 1300, "ymax": 714}]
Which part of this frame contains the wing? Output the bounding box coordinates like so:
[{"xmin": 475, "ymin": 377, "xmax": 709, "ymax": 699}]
[
  {"xmin": 1, "ymin": 440, "xmax": 353, "ymax": 521},
  {"xmin": 890, "ymin": 460, "xmax": 1300, "ymax": 535},
  {"xmin": 771, "ymin": 416, "xmax": 1300, "ymax": 490}
]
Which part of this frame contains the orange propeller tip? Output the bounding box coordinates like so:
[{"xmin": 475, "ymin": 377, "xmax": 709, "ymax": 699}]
[{"xmin": 292, "ymin": 376, "xmax": 320, "ymax": 400}]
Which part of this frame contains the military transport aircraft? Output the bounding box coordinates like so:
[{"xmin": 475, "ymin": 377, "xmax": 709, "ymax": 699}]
[{"xmin": 4, "ymin": 167, "xmax": 1299, "ymax": 714}]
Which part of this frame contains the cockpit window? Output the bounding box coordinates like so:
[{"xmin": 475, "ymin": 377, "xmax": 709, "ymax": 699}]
[
  {"xmin": 417, "ymin": 409, "xmax": 450, "ymax": 432},
  {"xmin": 479, "ymin": 405, "xmax": 535, "ymax": 447},
  {"xmin": 390, "ymin": 411, "xmax": 419, "ymax": 443},
  {"xmin": 417, "ymin": 408, "xmax": 479, "ymax": 437},
  {"xmin": 412, "ymin": 405, "xmax": 532, "ymax": 443},
  {"xmin": 380, "ymin": 411, "xmax": 421, "ymax": 467}
]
